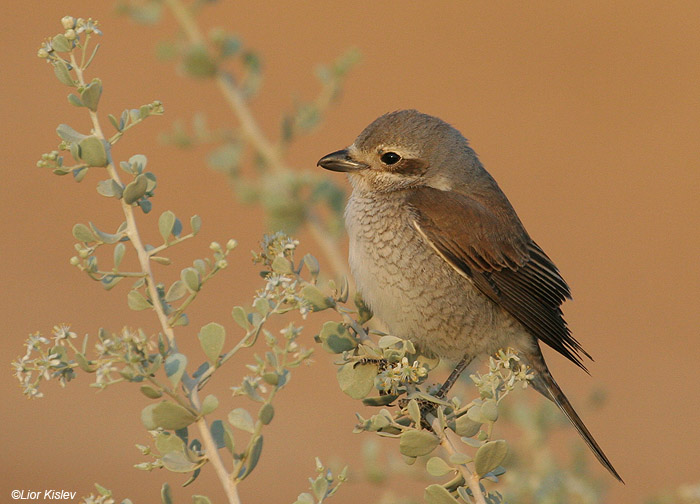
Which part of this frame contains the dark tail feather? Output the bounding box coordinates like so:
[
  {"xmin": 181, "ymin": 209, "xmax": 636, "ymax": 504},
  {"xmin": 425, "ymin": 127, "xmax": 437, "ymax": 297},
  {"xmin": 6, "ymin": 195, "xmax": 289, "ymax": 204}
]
[{"xmin": 529, "ymin": 358, "xmax": 624, "ymax": 483}]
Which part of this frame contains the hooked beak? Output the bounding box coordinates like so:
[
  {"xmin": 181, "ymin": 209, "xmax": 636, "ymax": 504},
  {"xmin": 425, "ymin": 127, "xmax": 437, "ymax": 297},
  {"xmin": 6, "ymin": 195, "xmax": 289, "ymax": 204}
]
[{"xmin": 317, "ymin": 149, "xmax": 369, "ymax": 172}]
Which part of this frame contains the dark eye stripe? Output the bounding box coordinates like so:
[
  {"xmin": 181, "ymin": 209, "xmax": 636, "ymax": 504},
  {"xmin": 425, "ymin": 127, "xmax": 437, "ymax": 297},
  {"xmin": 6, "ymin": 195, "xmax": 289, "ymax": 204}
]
[{"xmin": 393, "ymin": 158, "xmax": 428, "ymax": 175}]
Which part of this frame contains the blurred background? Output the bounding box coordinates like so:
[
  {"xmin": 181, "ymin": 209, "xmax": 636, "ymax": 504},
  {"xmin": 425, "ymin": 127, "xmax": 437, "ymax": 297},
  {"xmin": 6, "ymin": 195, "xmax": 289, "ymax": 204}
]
[{"xmin": 2, "ymin": 1, "xmax": 699, "ymax": 503}]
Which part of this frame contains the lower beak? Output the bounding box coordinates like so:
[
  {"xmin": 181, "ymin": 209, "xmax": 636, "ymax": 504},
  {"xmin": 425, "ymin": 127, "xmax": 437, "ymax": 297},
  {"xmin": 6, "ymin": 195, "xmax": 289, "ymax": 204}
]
[{"xmin": 317, "ymin": 149, "xmax": 369, "ymax": 172}]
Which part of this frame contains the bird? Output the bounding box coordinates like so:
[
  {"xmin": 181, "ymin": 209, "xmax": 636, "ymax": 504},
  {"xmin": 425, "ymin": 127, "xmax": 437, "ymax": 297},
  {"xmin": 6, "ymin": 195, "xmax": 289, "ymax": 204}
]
[{"xmin": 317, "ymin": 109, "xmax": 622, "ymax": 482}]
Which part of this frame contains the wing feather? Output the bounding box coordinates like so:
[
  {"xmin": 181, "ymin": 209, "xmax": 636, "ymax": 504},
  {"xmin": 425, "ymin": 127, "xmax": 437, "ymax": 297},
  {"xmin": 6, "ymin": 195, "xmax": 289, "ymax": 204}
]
[{"xmin": 408, "ymin": 186, "xmax": 591, "ymax": 370}]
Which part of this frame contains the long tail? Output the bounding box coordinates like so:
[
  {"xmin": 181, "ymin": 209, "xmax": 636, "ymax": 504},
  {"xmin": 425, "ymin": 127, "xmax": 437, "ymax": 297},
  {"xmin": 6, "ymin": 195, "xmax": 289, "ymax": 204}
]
[{"xmin": 527, "ymin": 352, "xmax": 624, "ymax": 483}]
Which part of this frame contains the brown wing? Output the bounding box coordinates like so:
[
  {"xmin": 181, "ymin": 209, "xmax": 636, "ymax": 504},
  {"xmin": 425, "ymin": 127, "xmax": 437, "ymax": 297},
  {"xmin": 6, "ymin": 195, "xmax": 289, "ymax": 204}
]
[{"xmin": 408, "ymin": 186, "xmax": 591, "ymax": 370}]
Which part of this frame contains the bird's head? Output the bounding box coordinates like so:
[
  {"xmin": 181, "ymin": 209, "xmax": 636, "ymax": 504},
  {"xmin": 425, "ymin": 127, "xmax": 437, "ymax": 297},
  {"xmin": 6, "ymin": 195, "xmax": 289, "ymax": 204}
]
[{"xmin": 317, "ymin": 109, "xmax": 486, "ymax": 194}]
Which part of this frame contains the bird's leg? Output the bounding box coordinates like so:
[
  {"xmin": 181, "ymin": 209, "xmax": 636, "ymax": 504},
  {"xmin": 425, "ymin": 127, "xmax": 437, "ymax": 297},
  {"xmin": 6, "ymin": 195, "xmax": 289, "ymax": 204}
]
[
  {"xmin": 416, "ymin": 355, "xmax": 473, "ymax": 429},
  {"xmin": 435, "ymin": 355, "xmax": 472, "ymax": 399}
]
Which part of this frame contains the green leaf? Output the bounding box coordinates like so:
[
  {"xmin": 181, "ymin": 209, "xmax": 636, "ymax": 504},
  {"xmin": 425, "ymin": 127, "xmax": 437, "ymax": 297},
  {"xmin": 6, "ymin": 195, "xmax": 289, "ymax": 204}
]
[
  {"xmin": 337, "ymin": 361, "xmax": 377, "ymax": 399},
  {"xmin": 53, "ymin": 60, "xmax": 75, "ymax": 87},
  {"xmin": 165, "ymin": 281, "xmax": 187, "ymax": 302},
  {"xmin": 164, "ymin": 353, "xmax": 187, "ymax": 388},
  {"xmin": 474, "ymin": 439, "xmax": 508, "ymax": 477},
  {"xmin": 161, "ymin": 483, "xmax": 173, "ymax": 504},
  {"xmin": 198, "ymin": 322, "xmax": 225, "ymax": 364},
  {"xmin": 52, "ymin": 33, "xmax": 72, "ymax": 52},
  {"xmin": 302, "ymin": 254, "xmax": 320, "ymax": 277},
  {"xmin": 228, "ymin": 408, "xmax": 255, "ymax": 433},
  {"xmin": 258, "ymin": 403, "xmax": 274, "ymax": 425},
  {"xmin": 155, "ymin": 431, "xmax": 185, "ymax": 455},
  {"xmin": 80, "ymin": 79, "xmax": 102, "ymax": 112},
  {"xmin": 67, "ymin": 94, "xmax": 84, "ymax": 107},
  {"xmin": 407, "ymin": 399, "xmax": 421, "ymax": 425},
  {"xmin": 312, "ymin": 476, "xmax": 329, "ymax": 501},
  {"xmin": 182, "ymin": 44, "xmax": 217, "ymax": 77},
  {"xmin": 253, "ymin": 297, "xmax": 270, "ymax": 317},
  {"xmin": 123, "ymin": 174, "xmax": 149, "ymax": 204},
  {"xmin": 181, "ymin": 267, "xmax": 202, "ymax": 292},
  {"xmin": 126, "ymin": 154, "xmax": 148, "ymax": 174},
  {"xmin": 162, "ymin": 451, "xmax": 199, "ymax": 473},
  {"xmin": 159, "ymin": 210, "xmax": 176, "ymax": 242},
  {"xmin": 108, "ymin": 113, "xmax": 120, "ymax": 132},
  {"xmin": 453, "ymin": 414, "xmax": 482, "ymax": 438},
  {"xmin": 270, "ymin": 256, "xmax": 293, "ymax": 274},
  {"xmin": 142, "ymin": 401, "xmax": 197, "ymax": 430},
  {"xmin": 399, "ymin": 430, "xmax": 440, "ymax": 457},
  {"xmin": 127, "ymin": 290, "xmax": 151, "ymax": 311},
  {"xmin": 354, "ymin": 292, "xmax": 373, "ymax": 324},
  {"xmin": 190, "ymin": 215, "xmax": 202, "ymax": 235},
  {"xmin": 75, "ymin": 353, "xmax": 95, "ymax": 372},
  {"xmin": 362, "ymin": 394, "xmax": 399, "ymax": 407},
  {"xmin": 96, "ymin": 179, "xmax": 123, "ymax": 198},
  {"xmin": 481, "ymin": 399, "xmax": 498, "ymax": 422},
  {"xmin": 318, "ymin": 321, "xmax": 356, "ymax": 353},
  {"xmin": 209, "ymin": 420, "xmax": 226, "ymax": 449},
  {"xmin": 301, "ymin": 285, "xmax": 335, "ymax": 311},
  {"xmin": 72, "ymin": 223, "xmax": 96, "ymax": 243},
  {"xmin": 56, "ymin": 123, "xmax": 86, "ymax": 143},
  {"xmin": 467, "ymin": 404, "xmax": 484, "ymax": 424},
  {"xmin": 424, "ymin": 484, "xmax": 460, "ymax": 504},
  {"xmin": 238, "ymin": 435, "xmax": 263, "ymax": 480},
  {"xmin": 140, "ymin": 385, "xmax": 162, "ymax": 399},
  {"xmin": 89, "ymin": 222, "xmax": 123, "ymax": 244},
  {"xmin": 78, "ymin": 136, "xmax": 109, "ymax": 167},
  {"xmin": 201, "ymin": 395, "xmax": 219, "ymax": 415},
  {"xmin": 231, "ymin": 306, "xmax": 249, "ymax": 329},
  {"xmin": 378, "ymin": 335, "xmax": 403, "ymax": 348},
  {"xmin": 192, "ymin": 496, "xmax": 212, "ymax": 504},
  {"xmin": 426, "ymin": 456, "xmax": 454, "ymax": 477}
]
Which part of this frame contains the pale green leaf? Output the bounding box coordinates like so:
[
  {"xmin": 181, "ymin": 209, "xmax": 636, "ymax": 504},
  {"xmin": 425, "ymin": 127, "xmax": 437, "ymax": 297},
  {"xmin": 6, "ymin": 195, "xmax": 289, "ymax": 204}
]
[
  {"xmin": 337, "ymin": 361, "xmax": 377, "ymax": 399},
  {"xmin": 228, "ymin": 407, "xmax": 255, "ymax": 433},
  {"xmin": 399, "ymin": 430, "xmax": 440, "ymax": 457},
  {"xmin": 474, "ymin": 439, "xmax": 508, "ymax": 477},
  {"xmin": 198, "ymin": 322, "xmax": 225, "ymax": 364}
]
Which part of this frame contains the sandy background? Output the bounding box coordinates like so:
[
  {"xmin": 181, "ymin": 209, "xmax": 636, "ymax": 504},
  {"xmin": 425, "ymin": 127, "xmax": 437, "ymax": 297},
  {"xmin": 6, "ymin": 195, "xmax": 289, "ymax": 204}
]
[{"xmin": 2, "ymin": 2, "xmax": 699, "ymax": 503}]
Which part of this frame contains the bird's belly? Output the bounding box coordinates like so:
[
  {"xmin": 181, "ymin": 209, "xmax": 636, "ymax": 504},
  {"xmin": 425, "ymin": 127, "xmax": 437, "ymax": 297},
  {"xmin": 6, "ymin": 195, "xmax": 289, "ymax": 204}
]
[{"xmin": 347, "ymin": 196, "xmax": 530, "ymax": 361}]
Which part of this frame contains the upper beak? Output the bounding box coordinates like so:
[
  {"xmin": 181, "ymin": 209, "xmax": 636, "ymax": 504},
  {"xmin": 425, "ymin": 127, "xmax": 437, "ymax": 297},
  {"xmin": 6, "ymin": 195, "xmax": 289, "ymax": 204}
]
[{"xmin": 317, "ymin": 149, "xmax": 369, "ymax": 172}]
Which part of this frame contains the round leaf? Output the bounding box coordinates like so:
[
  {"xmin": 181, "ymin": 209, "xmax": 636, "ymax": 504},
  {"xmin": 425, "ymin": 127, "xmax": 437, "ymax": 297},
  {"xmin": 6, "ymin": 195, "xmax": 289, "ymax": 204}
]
[
  {"xmin": 159, "ymin": 210, "xmax": 176, "ymax": 242},
  {"xmin": 127, "ymin": 290, "xmax": 152, "ymax": 311},
  {"xmin": 318, "ymin": 321, "xmax": 356, "ymax": 353},
  {"xmin": 78, "ymin": 136, "xmax": 108, "ymax": 167},
  {"xmin": 123, "ymin": 174, "xmax": 149, "ymax": 204},
  {"xmin": 301, "ymin": 285, "xmax": 335, "ymax": 311},
  {"xmin": 201, "ymin": 394, "xmax": 219, "ymax": 415},
  {"xmin": 198, "ymin": 322, "xmax": 225, "ymax": 364},
  {"xmin": 164, "ymin": 353, "xmax": 188, "ymax": 388},
  {"xmin": 474, "ymin": 439, "xmax": 508, "ymax": 477},
  {"xmin": 72, "ymin": 223, "xmax": 96, "ymax": 243},
  {"xmin": 426, "ymin": 456, "xmax": 454, "ymax": 477},
  {"xmin": 142, "ymin": 401, "xmax": 197, "ymax": 430},
  {"xmin": 337, "ymin": 361, "xmax": 377, "ymax": 399},
  {"xmin": 258, "ymin": 403, "xmax": 274, "ymax": 425},
  {"xmin": 228, "ymin": 408, "xmax": 255, "ymax": 433},
  {"xmin": 399, "ymin": 430, "xmax": 440, "ymax": 457},
  {"xmin": 424, "ymin": 484, "xmax": 460, "ymax": 504}
]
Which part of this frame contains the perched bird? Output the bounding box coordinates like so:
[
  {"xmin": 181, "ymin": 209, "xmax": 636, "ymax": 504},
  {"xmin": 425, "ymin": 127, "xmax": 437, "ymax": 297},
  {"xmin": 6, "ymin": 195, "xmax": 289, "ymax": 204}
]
[{"xmin": 317, "ymin": 109, "xmax": 622, "ymax": 482}]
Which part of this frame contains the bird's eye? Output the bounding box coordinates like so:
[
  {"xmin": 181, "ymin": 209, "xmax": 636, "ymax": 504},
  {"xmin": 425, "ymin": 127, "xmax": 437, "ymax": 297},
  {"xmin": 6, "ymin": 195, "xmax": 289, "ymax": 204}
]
[{"xmin": 380, "ymin": 152, "xmax": 401, "ymax": 165}]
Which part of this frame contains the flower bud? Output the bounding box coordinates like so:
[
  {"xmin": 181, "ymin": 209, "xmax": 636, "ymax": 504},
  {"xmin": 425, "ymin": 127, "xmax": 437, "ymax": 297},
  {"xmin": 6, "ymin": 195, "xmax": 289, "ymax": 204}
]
[
  {"xmin": 61, "ymin": 16, "xmax": 75, "ymax": 30},
  {"xmin": 65, "ymin": 29, "xmax": 77, "ymax": 41},
  {"xmin": 37, "ymin": 48, "xmax": 50, "ymax": 59},
  {"xmin": 226, "ymin": 239, "xmax": 238, "ymax": 250}
]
